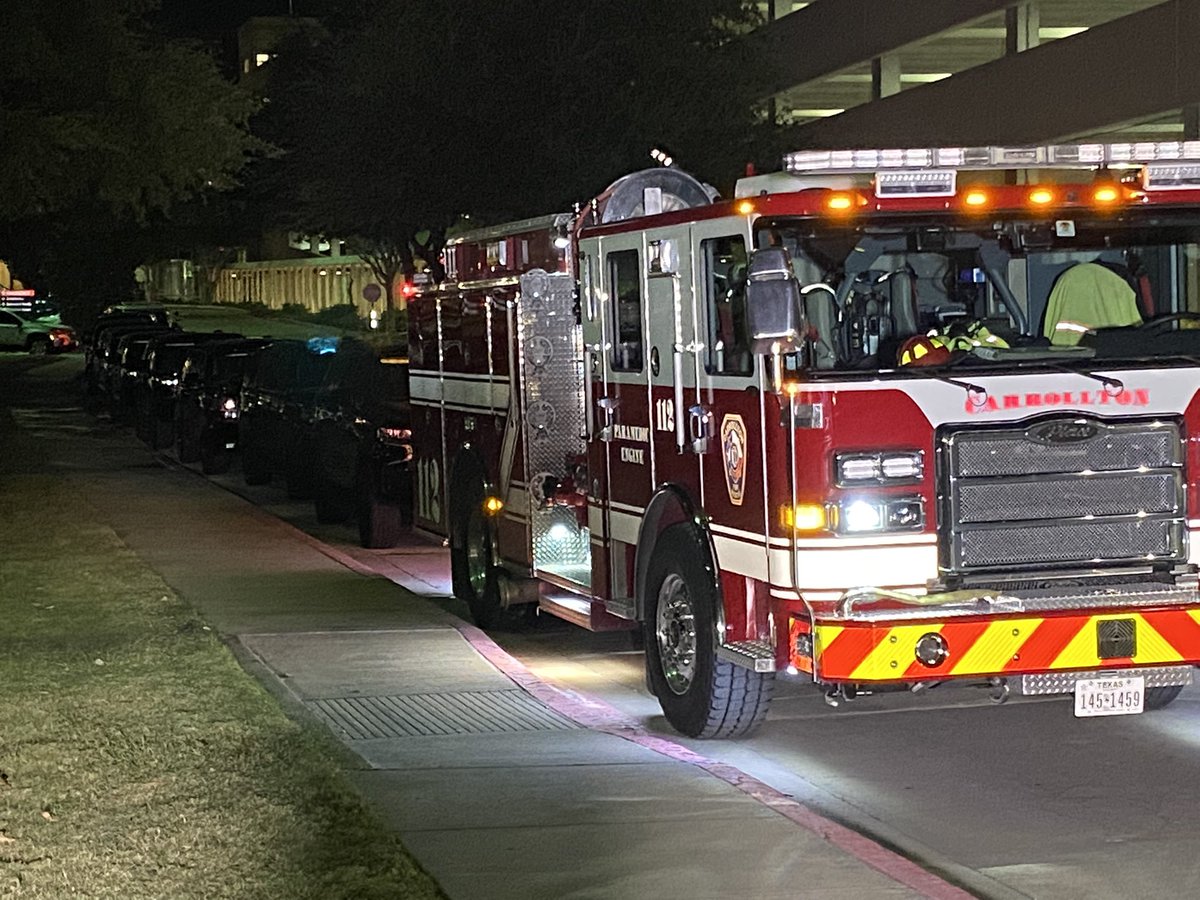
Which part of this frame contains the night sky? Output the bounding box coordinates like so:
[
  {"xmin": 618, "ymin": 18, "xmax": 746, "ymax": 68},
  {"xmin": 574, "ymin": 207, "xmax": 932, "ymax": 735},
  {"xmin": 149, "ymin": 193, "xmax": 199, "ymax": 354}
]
[{"xmin": 156, "ymin": 0, "xmax": 323, "ymax": 41}]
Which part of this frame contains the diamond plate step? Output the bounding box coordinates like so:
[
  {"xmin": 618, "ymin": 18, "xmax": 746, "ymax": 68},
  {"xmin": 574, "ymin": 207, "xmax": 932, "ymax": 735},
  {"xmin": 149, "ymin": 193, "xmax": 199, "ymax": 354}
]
[{"xmin": 307, "ymin": 690, "xmax": 580, "ymax": 739}]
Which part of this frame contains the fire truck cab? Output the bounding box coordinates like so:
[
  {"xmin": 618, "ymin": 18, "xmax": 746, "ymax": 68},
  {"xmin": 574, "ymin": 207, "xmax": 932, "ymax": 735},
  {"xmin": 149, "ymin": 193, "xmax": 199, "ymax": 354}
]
[{"xmin": 411, "ymin": 143, "xmax": 1200, "ymax": 738}]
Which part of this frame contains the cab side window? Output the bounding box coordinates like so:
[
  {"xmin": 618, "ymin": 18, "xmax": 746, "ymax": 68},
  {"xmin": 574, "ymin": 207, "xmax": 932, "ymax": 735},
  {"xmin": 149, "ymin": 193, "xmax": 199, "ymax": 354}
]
[
  {"xmin": 608, "ymin": 249, "xmax": 643, "ymax": 371},
  {"xmin": 701, "ymin": 235, "xmax": 752, "ymax": 375}
]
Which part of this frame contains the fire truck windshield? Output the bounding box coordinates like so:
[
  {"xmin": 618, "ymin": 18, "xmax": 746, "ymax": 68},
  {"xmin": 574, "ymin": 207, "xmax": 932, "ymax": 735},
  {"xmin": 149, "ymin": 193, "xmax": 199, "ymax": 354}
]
[{"xmin": 756, "ymin": 211, "xmax": 1200, "ymax": 373}]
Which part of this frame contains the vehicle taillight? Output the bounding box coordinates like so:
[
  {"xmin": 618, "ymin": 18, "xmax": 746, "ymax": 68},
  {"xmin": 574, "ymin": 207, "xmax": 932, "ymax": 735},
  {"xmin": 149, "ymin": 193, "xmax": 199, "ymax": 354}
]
[{"xmin": 377, "ymin": 426, "xmax": 412, "ymax": 443}]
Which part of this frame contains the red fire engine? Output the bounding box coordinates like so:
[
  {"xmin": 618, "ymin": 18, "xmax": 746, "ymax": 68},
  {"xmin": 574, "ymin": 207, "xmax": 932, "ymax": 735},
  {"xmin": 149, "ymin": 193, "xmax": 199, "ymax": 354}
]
[{"xmin": 409, "ymin": 143, "xmax": 1200, "ymax": 738}]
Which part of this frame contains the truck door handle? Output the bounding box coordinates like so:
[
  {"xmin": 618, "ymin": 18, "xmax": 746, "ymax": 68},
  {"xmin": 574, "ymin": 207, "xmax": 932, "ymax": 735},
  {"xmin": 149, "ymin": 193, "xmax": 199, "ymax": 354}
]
[
  {"xmin": 597, "ymin": 396, "xmax": 619, "ymax": 441},
  {"xmin": 688, "ymin": 404, "xmax": 713, "ymax": 454}
]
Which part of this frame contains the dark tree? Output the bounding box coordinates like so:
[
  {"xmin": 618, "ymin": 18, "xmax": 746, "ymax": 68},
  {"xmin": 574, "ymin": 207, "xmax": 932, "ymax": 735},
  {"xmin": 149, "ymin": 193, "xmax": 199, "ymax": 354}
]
[
  {"xmin": 0, "ymin": 0, "xmax": 266, "ymax": 312},
  {"xmin": 260, "ymin": 0, "xmax": 788, "ymax": 298}
]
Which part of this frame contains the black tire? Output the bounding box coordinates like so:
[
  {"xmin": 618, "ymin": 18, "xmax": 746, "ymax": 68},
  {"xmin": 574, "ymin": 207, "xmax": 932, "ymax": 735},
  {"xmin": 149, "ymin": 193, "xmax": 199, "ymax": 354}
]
[
  {"xmin": 200, "ymin": 432, "xmax": 231, "ymax": 475},
  {"xmin": 313, "ymin": 474, "xmax": 354, "ymax": 524},
  {"xmin": 642, "ymin": 526, "xmax": 773, "ymax": 739},
  {"xmin": 284, "ymin": 449, "xmax": 313, "ymax": 499},
  {"xmin": 241, "ymin": 441, "xmax": 272, "ymax": 486},
  {"xmin": 134, "ymin": 405, "xmax": 154, "ymax": 444},
  {"xmin": 449, "ymin": 467, "xmax": 505, "ymax": 629},
  {"xmin": 358, "ymin": 472, "xmax": 406, "ymax": 549},
  {"xmin": 1144, "ymin": 684, "xmax": 1184, "ymax": 711},
  {"xmin": 151, "ymin": 415, "xmax": 174, "ymax": 450},
  {"xmin": 177, "ymin": 416, "xmax": 201, "ymax": 463},
  {"xmin": 27, "ymin": 336, "xmax": 49, "ymax": 356}
]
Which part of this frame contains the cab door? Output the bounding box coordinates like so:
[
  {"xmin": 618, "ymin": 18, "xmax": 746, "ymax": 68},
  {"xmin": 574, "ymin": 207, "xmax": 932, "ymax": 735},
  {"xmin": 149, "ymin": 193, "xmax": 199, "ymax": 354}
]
[
  {"xmin": 582, "ymin": 233, "xmax": 653, "ymax": 610},
  {"xmin": 688, "ymin": 220, "xmax": 770, "ymax": 584}
]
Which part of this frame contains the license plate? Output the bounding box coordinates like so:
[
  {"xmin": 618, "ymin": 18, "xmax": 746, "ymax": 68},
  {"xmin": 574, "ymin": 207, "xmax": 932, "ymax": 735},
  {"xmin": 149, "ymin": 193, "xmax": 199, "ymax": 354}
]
[{"xmin": 1074, "ymin": 675, "xmax": 1144, "ymax": 717}]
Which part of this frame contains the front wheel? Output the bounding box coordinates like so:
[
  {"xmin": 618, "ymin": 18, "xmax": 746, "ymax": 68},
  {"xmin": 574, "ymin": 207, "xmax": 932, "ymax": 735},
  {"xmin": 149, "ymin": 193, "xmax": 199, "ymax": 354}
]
[
  {"xmin": 643, "ymin": 526, "xmax": 773, "ymax": 738},
  {"xmin": 27, "ymin": 336, "xmax": 50, "ymax": 356},
  {"xmin": 1144, "ymin": 684, "xmax": 1184, "ymax": 711},
  {"xmin": 177, "ymin": 415, "xmax": 201, "ymax": 463}
]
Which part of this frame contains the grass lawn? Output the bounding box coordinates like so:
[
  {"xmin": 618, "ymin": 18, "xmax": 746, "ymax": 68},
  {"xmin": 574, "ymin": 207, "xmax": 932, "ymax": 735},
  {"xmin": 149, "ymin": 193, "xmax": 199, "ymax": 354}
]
[{"xmin": 0, "ymin": 475, "xmax": 445, "ymax": 899}]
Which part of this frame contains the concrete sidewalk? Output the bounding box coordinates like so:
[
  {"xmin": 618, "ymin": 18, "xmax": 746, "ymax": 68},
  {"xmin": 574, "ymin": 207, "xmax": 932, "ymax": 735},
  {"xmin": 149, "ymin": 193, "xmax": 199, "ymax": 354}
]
[{"xmin": 13, "ymin": 359, "xmax": 971, "ymax": 899}]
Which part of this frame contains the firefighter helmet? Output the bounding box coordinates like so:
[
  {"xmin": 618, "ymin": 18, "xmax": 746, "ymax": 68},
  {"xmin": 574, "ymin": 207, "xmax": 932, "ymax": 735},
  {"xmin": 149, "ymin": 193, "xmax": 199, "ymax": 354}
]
[{"xmin": 898, "ymin": 334, "xmax": 952, "ymax": 367}]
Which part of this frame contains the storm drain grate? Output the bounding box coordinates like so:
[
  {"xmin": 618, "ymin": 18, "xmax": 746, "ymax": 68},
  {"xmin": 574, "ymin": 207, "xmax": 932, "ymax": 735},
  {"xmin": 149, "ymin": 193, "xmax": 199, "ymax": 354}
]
[{"xmin": 307, "ymin": 690, "xmax": 580, "ymax": 739}]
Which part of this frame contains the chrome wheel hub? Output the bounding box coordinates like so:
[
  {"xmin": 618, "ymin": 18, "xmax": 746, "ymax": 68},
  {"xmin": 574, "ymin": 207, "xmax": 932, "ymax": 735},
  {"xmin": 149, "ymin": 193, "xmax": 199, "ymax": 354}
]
[{"xmin": 655, "ymin": 574, "xmax": 697, "ymax": 695}]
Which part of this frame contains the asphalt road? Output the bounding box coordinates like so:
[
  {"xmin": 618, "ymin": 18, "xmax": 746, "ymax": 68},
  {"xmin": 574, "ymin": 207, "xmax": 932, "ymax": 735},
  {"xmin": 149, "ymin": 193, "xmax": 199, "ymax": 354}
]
[{"xmin": 6, "ymin": 350, "xmax": 1200, "ymax": 900}]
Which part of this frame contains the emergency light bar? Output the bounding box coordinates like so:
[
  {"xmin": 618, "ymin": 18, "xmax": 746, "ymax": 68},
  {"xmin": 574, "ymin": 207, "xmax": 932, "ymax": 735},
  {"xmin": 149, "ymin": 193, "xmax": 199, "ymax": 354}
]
[{"xmin": 785, "ymin": 141, "xmax": 1200, "ymax": 174}]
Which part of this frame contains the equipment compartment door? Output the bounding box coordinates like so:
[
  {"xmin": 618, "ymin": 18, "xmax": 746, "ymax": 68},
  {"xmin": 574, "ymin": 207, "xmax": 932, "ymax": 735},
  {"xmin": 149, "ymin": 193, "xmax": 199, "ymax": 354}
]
[{"xmin": 516, "ymin": 270, "xmax": 591, "ymax": 588}]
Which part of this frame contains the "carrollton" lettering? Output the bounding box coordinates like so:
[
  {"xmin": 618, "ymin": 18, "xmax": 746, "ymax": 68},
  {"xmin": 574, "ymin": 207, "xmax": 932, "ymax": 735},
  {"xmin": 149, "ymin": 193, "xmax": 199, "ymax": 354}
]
[{"xmin": 965, "ymin": 388, "xmax": 1151, "ymax": 414}]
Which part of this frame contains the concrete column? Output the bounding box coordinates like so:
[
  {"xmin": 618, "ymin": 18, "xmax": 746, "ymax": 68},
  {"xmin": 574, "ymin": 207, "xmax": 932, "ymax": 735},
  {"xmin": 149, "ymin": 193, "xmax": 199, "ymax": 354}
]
[
  {"xmin": 872, "ymin": 53, "xmax": 901, "ymax": 99},
  {"xmin": 1006, "ymin": 2, "xmax": 1040, "ymax": 55}
]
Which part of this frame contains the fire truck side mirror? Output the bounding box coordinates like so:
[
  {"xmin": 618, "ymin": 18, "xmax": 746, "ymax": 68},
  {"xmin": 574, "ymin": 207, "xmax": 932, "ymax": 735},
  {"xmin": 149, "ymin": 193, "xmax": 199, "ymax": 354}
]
[{"xmin": 745, "ymin": 247, "xmax": 806, "ymax": 357}]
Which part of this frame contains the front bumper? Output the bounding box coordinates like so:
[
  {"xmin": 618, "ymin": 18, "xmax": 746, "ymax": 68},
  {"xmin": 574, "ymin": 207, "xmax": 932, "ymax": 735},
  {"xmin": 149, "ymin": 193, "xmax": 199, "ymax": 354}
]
[{"xmin": 793, "ymin": 581, "xmax": 1200, "ymax": 684}]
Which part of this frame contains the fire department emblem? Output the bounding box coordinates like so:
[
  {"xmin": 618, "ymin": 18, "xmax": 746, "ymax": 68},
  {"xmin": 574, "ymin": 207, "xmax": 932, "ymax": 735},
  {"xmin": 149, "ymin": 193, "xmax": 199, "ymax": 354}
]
[{"xmin": 720, "ymin": 414, "xmax": 747, "ymax": 506}]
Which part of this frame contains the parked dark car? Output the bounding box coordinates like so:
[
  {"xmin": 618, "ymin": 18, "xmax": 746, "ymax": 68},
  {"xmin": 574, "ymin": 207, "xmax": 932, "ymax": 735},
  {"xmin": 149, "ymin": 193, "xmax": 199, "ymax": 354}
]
[
  {"xmin": 83, "ymin": 309, "xmax": 173, "ymax": 392},
  {"xmin": 95, "ymin": 323, "xmax": 172, "ymax": 399},
  {"xmin": 107, "ymin": 328, "xmax": 174, "ymax": 422},
  {"xmin": 239, "ymin": 337, "xmax": 334, "ymax": 496},
  {"xmin": 134, "ymin": 332, "xmax": 241, "ymax": 448},
  {"xmin": 174, "ymin": 338, "xmax": 268, "ymax": 473},
  {"xmin": 310, "ymin": 338, "xmax": 413, "ymax": 547}
]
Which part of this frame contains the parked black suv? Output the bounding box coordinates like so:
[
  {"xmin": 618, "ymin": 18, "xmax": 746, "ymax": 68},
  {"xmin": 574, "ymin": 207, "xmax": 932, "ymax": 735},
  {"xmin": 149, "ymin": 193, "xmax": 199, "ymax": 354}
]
[
  {"xmin": 310, "ymin": 338, "xmax": 413, "ymax": 547},
  {"xmin": 239, "ymin": 338, "xmax": 334, "ymax": 496},
  {"xmin": 134, "ymin": 332, "xmax": 241, "ymax": 448},
  {"xmin": 107, "ymin": 328, "xmax": 174, "ymax": 422},
  {"xmin": 84, "ymin": 309, "xmax": 173, "ymax": 393},
  {"xmin": 175, "ymin": 338, "xmax": 269, "ymax": 473}
]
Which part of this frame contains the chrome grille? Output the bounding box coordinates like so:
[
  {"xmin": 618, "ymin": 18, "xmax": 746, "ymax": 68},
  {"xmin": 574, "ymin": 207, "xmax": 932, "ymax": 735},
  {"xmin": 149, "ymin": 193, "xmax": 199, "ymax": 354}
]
[{"xmin": 944, "ymin": 418, "xmax": 1185, "ymax": 572}]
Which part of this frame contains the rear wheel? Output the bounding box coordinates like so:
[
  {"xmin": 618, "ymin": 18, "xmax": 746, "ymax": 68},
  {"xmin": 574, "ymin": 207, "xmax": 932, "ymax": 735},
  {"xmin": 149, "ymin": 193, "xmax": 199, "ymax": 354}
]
[
  {"xmin": 643, "ymin": 526, "xmax": 773, "ymax": 738},
  {"xmin": 200, "ymin": 431, "xmax": 231, "ymax": 475},
  {"xmin": 241, "ymin": 440, "xmax": 271, "ymax": 486},
  {"xmin": 449, "ymin": 466, "xmax": 506, "ymax": 629},
  {"xmin": 284, "ymin": 452, "xmax": 313, "ymax": 499}
]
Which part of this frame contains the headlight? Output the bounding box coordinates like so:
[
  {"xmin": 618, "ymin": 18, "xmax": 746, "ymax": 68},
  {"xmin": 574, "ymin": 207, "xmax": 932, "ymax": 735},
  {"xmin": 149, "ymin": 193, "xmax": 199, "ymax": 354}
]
[
  {"xmin": 834, "ymin": 496, "xmax": 924, "ymax": 534},
  {"xmin": 835, "ymin": 450, "xmax": 924, "ymax": 486}
]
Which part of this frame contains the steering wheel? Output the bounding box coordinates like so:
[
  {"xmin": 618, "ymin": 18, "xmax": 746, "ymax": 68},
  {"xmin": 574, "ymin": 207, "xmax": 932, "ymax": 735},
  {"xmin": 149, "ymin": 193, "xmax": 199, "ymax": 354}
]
[{"xmin": 1142, "ymin": 312, "xmax": 1200, "ymax": 332}]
